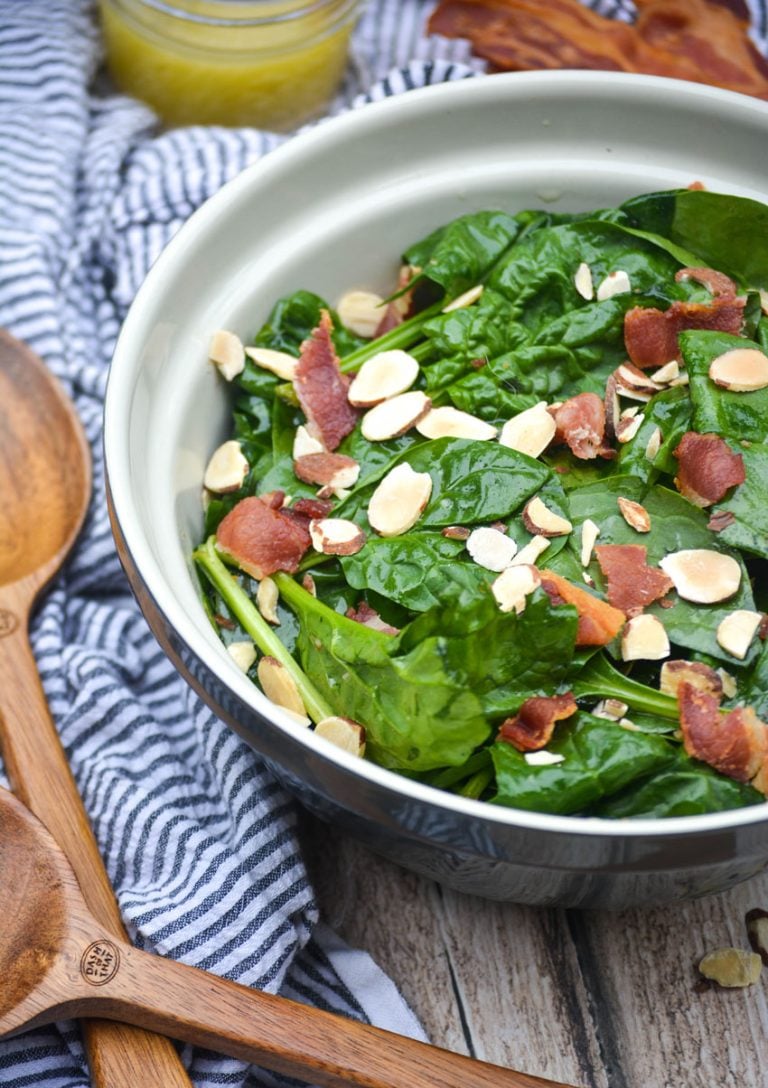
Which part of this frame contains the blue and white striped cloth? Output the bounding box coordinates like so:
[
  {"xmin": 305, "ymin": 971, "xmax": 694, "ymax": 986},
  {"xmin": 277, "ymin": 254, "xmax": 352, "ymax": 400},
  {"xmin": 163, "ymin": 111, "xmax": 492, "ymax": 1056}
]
[{"xmin": 1, "ymin": 2, "xmax": 767, "ymax": 1086}]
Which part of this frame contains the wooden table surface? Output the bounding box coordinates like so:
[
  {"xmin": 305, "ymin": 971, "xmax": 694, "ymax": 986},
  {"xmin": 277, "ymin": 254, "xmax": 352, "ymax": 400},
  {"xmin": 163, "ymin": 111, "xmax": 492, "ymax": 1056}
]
[{"xmin": 300, "ymin": 816, "xmax": 768, "ymax": 1088}]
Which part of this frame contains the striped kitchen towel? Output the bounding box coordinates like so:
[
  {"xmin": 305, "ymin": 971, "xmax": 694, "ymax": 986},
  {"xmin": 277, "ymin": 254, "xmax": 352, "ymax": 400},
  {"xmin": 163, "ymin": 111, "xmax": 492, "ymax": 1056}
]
[{"xmin": 0, "ymin": 1, "xmax": 766, "ymax": 1087}]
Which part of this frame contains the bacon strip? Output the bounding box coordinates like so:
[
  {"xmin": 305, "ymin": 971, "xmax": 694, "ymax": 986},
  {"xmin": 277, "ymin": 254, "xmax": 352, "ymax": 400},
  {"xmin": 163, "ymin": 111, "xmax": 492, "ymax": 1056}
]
[
  {"xmin": 498, "ymin": 692, "xmax": 577, "ymax": 752},
  {"xmin": 540, "ymin": 569, "xmax": 626, "ymax": 646},
  {"xmin": 594, "ymin": 544, "xmax": 673, "ymax": 617},
  {"xmin": 678, "ymin": 682, "xmax": 768, "ymax": 793},
  {"xmin": 674, "ymin": 266, "xmax": 737, "ymax": 297},
  {"xmin": 216, "ymin": 495, "xmax": 311, "ymax": 580},
  {"xmin": 294, "ymin": 310, "xmax": 358, "ymax": 451},
  {"xmin": 553, "ymin": 392, "xmax": 611, "ymax": 460},
  {"xmin": 673, "ymin": 432, "xmax": 745, "ymax": 508},
  {"xmin": 623, "ymin": 296, "xmax": 746, "ymax": 368}
]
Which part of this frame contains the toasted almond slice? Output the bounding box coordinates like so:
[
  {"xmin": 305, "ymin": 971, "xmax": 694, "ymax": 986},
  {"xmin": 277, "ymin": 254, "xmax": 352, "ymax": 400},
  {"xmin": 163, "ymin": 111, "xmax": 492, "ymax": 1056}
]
[
  {"xmin": 592, "ymin": 698, "xmax": 629, "ymax": 720},
  {"xmin": 699, "ymin": 948, "xmax": 763, "ymax": 988},
  {"xmin": 522, "ymin": 496, "xmax": 573, "ymax": 537},
  {"xmin": 615, "ymin": 363, "xmax": 661, "ymax": 401},
  {"xmin": 659, "ymin": 548, "xmax": 741, "ymax": 604},
  {"xmin": 660, "ymin": 660, "xmax": 723, "ymax": 700},
  {"xmin": 347, "ymin": 349, "xmax": 420, "ymax": 407},
  {"xmin": 257, "ymin": 656, "xmax": 307, "ymax": 716},
  {"xmin": 717, "ymin": 668, "xmax": 738, "ymax": 698},
  {"xmin": 582, "ymin": 571, "xmax": 595, "ymax": 587},
  {"xmin": 760, "ymin": 288, "xmax": 768, "ymax": 317},
  {"xmin": 620, "ymin": 406, "xmax": 640, "ymax": 419},
  {"xmin": 651, "ymin": 360, "xmax": 680, "ymax": 384},
  {"xmin": 597, "ymin": 269, "xmax": 631, "ymax": 301},
  {"xmin": 580, "ymin": 519, "xmax": 600, "ymax": 567},
  {"xmin": 509, "ymin": 535, "xmax": 550, "ymax": 567},
  {"xmin": 442, "ymin": 525, "xmax": 471, "ymax": 541},
  {"xmin": 314, "ymin": 715, "xmax": 366, "ymax": 756},
  {"xmin": 244, "ymin": 345, "xmax": 298, "ymax": 381},
  {"xmin": 604, "ymin": 374, "xmax": 621, "ymax": 441},
  {"xmin": 368, "ymin": 462, "xmax": 432, "ymax": 537},
  {"xmin": 280, "ymin": 708, "xmax": 312, "ymax": 728},
  {"xmin": 442, "ymin": 284, "xmax": 484, "ymax": 312},
  {"xmin": 336, "ymin": 289, "xmax": 386, "ymax": 338},
  {"xmin": 491, "ymin": 564, "xmax": 542, "ymax": 613},
  {"xmin": 209, "ymin": 329, "xmax": 245, "ymax": 381},
  {"xmin": 309, "ymin": 517, "xmax": 366, "ymax": 556},
  {"xmin": 203, "ymin": 440, "xmax": 249, "ymax": 493},
  {"xmin": 670, "ymin": 372, "xmax": 690, "ymax": 387},
  {"xmin": 574, "ymin": 262, "xmax": 594, "ymax": 300},
  {"xmin": 616, "ymin": 413, "xmax": 644, "ymax": 443},
  {"xmin": 498, "ymin": 402, "xmax": 556, "ymax": 458},
  {"xmin": 361, "ymin": 390, "xmax": 432, "ymax": 441},
  {"xmin": 617, "ymin": 496, "xmax": 651, "ymax": 533},
  {"xmin": 416, "ymin": 406, "xmax": 497, "ymax": 441},
  {"xmin": 302, "ymin": 573, "xmax": 317, "ymax": 597},
  {"xmin": 293, "ymin": 424, "xmax": 325, "ymax": 460},
  {"xmin": 227, "ymin": 641, "xmax": 256, "ymax": 672},
  {"xmin": 645, "ymin": 426, "xmax": 662, "ymax": 460},
  {"xmin": 524, "ymin": 750, "xmax": 565, "ymax": 766},
  {"xmin": 709, "ymin": 347, "xmax": 768, "ymax": 392},
  {"xmin": 256, "ymin": 577, "xmax": 280, "ymax": 625},
  {"xmin": 716, "ymin": 609, "xmax": 762, "ymax": 659},
  {"xmin": 621, "ymin": 614, "xmax": 670, "ymax": 661},
  {"xmin": 466, "ymin": 527, "xmax": 518, "ymax": 572}
]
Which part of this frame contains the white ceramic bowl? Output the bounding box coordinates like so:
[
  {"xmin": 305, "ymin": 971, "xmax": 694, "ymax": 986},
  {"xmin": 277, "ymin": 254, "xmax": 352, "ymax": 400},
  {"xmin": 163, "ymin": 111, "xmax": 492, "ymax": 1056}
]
[{"xmin": 105, "ymin": 71, "xmax": 768, "ymax": 907}]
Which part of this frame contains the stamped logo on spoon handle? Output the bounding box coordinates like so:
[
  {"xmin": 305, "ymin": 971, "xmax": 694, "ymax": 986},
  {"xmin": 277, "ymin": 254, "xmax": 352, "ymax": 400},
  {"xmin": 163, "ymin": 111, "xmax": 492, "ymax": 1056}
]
[
  {"xmin": 80, "ymin": 940, "xmax": 120, "ymax": 985},
  {"xmin": 0, "ymin": 610, "xmax": 17, "ymax": 637}
]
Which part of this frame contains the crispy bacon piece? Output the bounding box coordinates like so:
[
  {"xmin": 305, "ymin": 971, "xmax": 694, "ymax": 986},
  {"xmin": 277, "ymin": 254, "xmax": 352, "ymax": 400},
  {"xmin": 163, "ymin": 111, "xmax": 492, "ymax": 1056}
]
[
  {"xmin": 258, "ymin": 489, "xmax": 286, "ymax": 510},
  {"xmin": 539, "ymin": 569, "xmax": 626, "ymax": 646},
  {"xmin": 623, "ymin": 296, "xmax": 746, "ymax": 368},
  {"xmin": 427, "ymin": 0, "xmax": 768, "ymax": 100},
  {"xmin": 293, "ymin": 451, "xmax": 359, "ymax": 488},
  {"xmin": 290, "ymin": 497, "xmax": 334, "ymax": 521},
  {"xmin": 553, "ymin": 392, "xmax": 611, "ymax": 460},
  {"xmin": 674, "ymin": 266, "xmax": 737, "ymax": 298},
  {"xmin": 594, "ymin": 544, "xmax": 673, "ymax": 617},
  {"xmin": 707, "ymin": 509, "xmax": 736, "ymax": 532},
  {"xmin": 678, "ymin": 682, "xmax": 768, "ymax": 793},
  {"xmin": 216, "ymin": 496, "xmax": 311, "ymax": 580},
  {"xmin": 294, "ymin": 310, "xmax": 358, "ymax": 451},
  {"xmin": 345, "ymin": 601, "xmax": 400, "ymax": 636},
  {"xmin": 673, "ymin": 432, "xmax": 745, "ymax": 508},
  {"xmin": 498, "ymin": 692, "xmax": 577, "ymax": 752},
  {"xmin": 374, "ymin": 264, "xmax": 417, "ymax": 337}
]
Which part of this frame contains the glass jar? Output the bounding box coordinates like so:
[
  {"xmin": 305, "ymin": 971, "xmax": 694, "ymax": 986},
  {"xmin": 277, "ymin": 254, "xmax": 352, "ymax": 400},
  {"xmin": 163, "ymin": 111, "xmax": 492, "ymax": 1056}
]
[{"xmin": 99, "ymin": 0, "xmax": 362, "ymax": 131}]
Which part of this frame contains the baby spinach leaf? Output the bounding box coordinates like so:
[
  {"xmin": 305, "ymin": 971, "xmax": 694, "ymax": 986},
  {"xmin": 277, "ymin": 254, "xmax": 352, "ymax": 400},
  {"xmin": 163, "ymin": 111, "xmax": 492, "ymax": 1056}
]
[
  {"xmin": 403, "ymin": 210, "xmax": 521, "ymax": 297},
  {"xmin": 614, "ymin": 386, "xmax": 692, "ymax": 483},
  {"xmin": 419, "ymin": 288, "xmax": 526, "ymax": 372},
  {"xmin": 710, "ymin": 443, "xmax": 768, "ymax": 561},
  {"xmin": 681, "ymin": 329, "xmax": 768, "ymax": 442},
  {"xmin": 252, "ymin": 288, "xmax": 363, "ymax": 356},
  {"xmin": 442, "ymin": 369, "xmax": 537, "ymax": 422}
]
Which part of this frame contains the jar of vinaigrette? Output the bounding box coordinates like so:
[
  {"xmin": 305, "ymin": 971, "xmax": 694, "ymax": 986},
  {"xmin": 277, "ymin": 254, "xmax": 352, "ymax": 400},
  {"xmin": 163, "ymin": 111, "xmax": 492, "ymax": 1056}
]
[{"xmin": 99, "ymin": 0, "xmax": 363, "ymax": 131}]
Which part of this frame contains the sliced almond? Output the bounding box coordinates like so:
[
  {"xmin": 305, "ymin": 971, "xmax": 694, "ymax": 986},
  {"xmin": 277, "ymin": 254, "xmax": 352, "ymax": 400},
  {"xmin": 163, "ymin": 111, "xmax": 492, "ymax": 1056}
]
[
  {"xmin": 716, "ymin": 609, "xmax": 762, "ymax": 660},
  {"xmin": 616, "ymin": 413, "xmax": 644, "ymax": 443},
  {"xmin": 227, "ymin": 641, "xmax": 256, "ymax": 673},
  {"xmin": 293, "ymin": 424, "xmax": 325, "ymax": 460},
  {"xmin": 361, "ymin": 390, "xmax": 432, "ymax": 441},
  {"xmin": 604, "ymin": 374, "xmax": 621, "ymax": 441},
  {"xmin": 670, "ymin": 372, "xmax": 690, "ymax": 387},
  {"xmin": 659, "ymin": 548, "xmax": 741, "ymax": 604},
  {"xmin": 314, "ymin": 715, "xmax": 366, "ymax": 756},
  {"xmin": 524, "ymin": 751, "xmax": 565, "ymax": 766},
  {"xmin": 522, "ymin": 496, "xmax": 573, "ymax": 537},
  {"xmin": 621, "ymin": 614, "xmax": 670, "ymax": 662},
  {"xmin": 466, "ymin": 527, "xmax": 518, "ymax": 572},
  {"xmin": 280, "ymin": 708, "xmax": 312, "ymax": 728},
  {"xmin": 347, "ymin": 349, "xmax": 420, "ymax": 407},
  {"xmin": 509, "ymin": 535, "xmax": 550, "ymax": 567},
  {"xmin": 717, "ymin": 668, "xmax": 738, "ymax": 698},
  {"xmin": 698, "ymin": 948, "xmax": 763, "ymax": 988},
  {"xmin": 256, "ymin": 577, "xmax": 280, "ymax": 625},
  {"xmin": 442, "ymin": 284, "xmax": 484, "ymax": 312},
  {"xmin": 441, "ymin": 525, "xmax": 471, "ymax": 541},
  {"xmin": 203, "ymin": 440, "xmax": 249, "ymax": 493},
  {"xmin": 645, "ymin": 426, "xmax": 662, "ymax": 460},
  {"xmin": 209, "ymin": 329, "xmax": 245, "ymax": 381},
  {"xmin": 309, "ymin": 517, "xmax": 366, "ymax": 556},
  {"xmin": 580, "ymin": 519, "xmax": 600, "ymax": 567},
  {"xmin": 302, "ymin": 573, "xmax": 317, "ymax": 597},
  {"xmin": 498, "ymin": 402, "xmax": 556, "ymax": 458},
  {"xmin": 336, "ymin": 289, "xmax": 385, "ymax": 338},
  {"xmin": 244, "ymin": 345, "xmax": 298, "ymax": 381},
  {"xmin": 617, "ymin": 496, "xmax": 651, "ymax": 533},
  {"xmin": 760, "ymin": 288, "xmax": 768, "ymax": 317},
  {"xmin": 596, "ymin": 269, "xmax": 631, "ymax": 301},
  {"xmin": 660, "ymin": 660, "xmax": 723, "ymax": 700},
  {"xmin": 574, "ymin": 262, "xmax": 594, "ymax": 301},
  {"xmin": 592, "ymin": 698, "xmax": 629, "ymax": 720},
  {"xmin": 709, "ymin": 347, "xmax": 768, "ymax": 392},
  {"xmin": 615, "ymin": 363, "xmax": 661, "ymax": 401},
  {"xmin": 491, "ymin": 564, "xmax": 542, "ymax": 613},
  {"xmin": 416, "ymin": 406, "xmax": 497, "ymax": 441},
  {"xmin": 367, "ymin": 462, "xmax": 433, "ymax": 537},
  {"xmin": 650, "ymin": 360, "xmax": 680, "ymax": 384},
  {"xmin": 257, "ymin": 656, "xmax": 307, "ymax": 716}
]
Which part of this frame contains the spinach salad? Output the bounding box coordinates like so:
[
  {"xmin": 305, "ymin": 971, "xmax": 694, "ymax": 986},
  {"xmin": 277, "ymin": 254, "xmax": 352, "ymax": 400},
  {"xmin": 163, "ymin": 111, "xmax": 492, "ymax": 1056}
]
[{"xmin": 194, "ymin": 187, "xmax": 768, "ymax": 820}]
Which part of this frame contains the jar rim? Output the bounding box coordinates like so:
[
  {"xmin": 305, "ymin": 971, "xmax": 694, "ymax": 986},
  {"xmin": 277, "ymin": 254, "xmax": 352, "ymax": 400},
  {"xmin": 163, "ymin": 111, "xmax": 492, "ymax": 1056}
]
[{"xmin": 124, "ymin": 0, "xmax": 344, "ymax": 27}]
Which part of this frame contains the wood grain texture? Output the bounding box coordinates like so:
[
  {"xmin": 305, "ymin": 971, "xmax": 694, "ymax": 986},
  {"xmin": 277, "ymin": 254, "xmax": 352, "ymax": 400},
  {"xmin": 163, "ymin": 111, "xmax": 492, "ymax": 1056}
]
[{"xmin": 300, "ymin": 814, "xmax": 768, "ymax": 1088}]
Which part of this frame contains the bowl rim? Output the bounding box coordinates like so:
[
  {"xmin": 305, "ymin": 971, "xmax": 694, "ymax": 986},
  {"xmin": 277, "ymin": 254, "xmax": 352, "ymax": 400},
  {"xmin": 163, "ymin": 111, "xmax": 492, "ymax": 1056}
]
[{"xmin": 105, "ymin": 68, "xmax": 768, "ymax": 842}]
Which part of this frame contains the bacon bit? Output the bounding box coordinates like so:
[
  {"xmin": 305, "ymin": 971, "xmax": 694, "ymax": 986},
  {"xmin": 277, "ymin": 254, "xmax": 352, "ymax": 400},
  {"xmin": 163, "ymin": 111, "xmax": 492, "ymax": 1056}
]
[
  {"xmin": 442, "ymin": 525, "xmax": 471, "ymax": 540},
  {"xmin": 624, "ymin": 296, "xmax": 746, "ymax": 368},
  {"xmin": 553, "ymin": 392, "xmax": 611, "ymax": 460},
  {"xmin": 674, "ymin": 267, "xmax": 738, "ymax": 298},
  {"xmin": 345, "ymin": 600, "xmax": 400, "ymax": 636},
  {"xmin": 291, "ymin": 497, "xmax": 334, "ymax": 521},
  {"xmin": 293, "ymin": 451, "xmax": 360, "ymax": 488},
  {"xmin": 258, "ymin": 489, "xmax": 286, "ymax": 510},
  {"xmin": 470, "ymin": 357, "xmax": 488, "ymax": 369},
  {"xmin": 498, "ymin": 692, "xmax": 577, "ymax": 752},
  {"xmin": 214, "ymin": 613, "xmax": 236, "ymax": 630},
  {"xmin": 688, "ymin": 181, "xmax": 706, "ymax": 191},
  {"xmin": 539, "ymin": 569, "xmax": 626, "ymax": 646},
  {"xmin": 216, "ymin": 496, "xmax": 311, "ymax": 580},
  {"xmin": 374, "ymin": 264, "xmax": 417, "ymax": 337},
  {"xmin": 302, "ymin": 573, "xmax": 317, "ymax": 597},
  {"xmin": 708, "ymin": 509, "xmax": 736, "ymax": 533},
  {"xmin": 673, "ymin": 432, "xmax": 746, "ymax": 508},
  {"xmin": 594, "ymin": 544, "xmax": 673, "ymax": 617},
  {"xmin": 760, "ymin": 614, "xmax": 768, "ymax": 641},
  {"xmin": 294, "ymin": 310, "xmax": 359, "ymax": 451},
  {"xmin": 678, "ymin": 682, "xmax": 768, "ymax": 793}
]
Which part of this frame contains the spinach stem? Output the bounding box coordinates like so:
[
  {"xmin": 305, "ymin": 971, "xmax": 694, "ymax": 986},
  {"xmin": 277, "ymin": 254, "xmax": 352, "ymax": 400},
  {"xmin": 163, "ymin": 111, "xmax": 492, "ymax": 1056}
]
[
  {"xmin": 339, "ymin": 301, "xmax": 444, "ymax": 372},
  {"xmin": 572, "ymin": 653, "xmax": 679, "ymax": 720}
]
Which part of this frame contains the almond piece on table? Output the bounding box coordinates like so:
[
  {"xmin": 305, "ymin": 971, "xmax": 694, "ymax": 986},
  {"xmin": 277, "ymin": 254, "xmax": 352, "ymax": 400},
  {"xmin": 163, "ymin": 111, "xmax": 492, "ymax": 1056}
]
[
  {"xmin": 491, "ymin": 564, "xmax": 542, "ymax": 613},
  {"xmin": 716, "ymin": 609, "xmax": 762, "ymax": 659},
  {"xmin": 498, "ymin": 402, "xmax": 556, "ymax": 458},
  {"xmin": 347, "ymin": 349, "xmax": 420, "ymax": 407},
  {"xmin": 227, "ymin": 641, "xmax": 256, "ymax": 673},
  {"xmin": 659, "ymin": 549, "xmax": 741, "ymax": 604},
  {"xmin": 416, "ymin": 406, "xmax": 497, "ymax": 441},
  {"xmin": 361, "ymin": 390, "xmax": 432, "ymax": 441},
  {"xmin": 257, "ymin": 656, "xmax": 307, "ymax": 716},
  {"xmin": 244, "ymin": 345, "xmax": 299, "ymax": 381},
  {"xmin": 580, "ymin": 519, "xmax": 600, "ymax": 567},
  {"xmin": 596, "ymin": 269, "xmax": 631, "ymax": 300},
  {"xmin": 466, "ymin": 527, "xmax": 518, "ymax": 572},
  {"xmin": 510, "ymin": 534, "xmax": 550, "ymax": 567},
  {"xmin": 309, "ymin": 517, "xmax": 366, "ymax": 556},
  {"xmin": 256, "ymin": 577, "xmax": 280, "ymax": 625},
  {"xmin": 709, "ymin": 347, "xmax": 768, "ymax": 392},
  {"xmin": 698, "ymin": 948, "xmax": 763, "ymax": 988},
  {"xmin": 442, "ymin": 284, "xmax": 484, "ymax": 312},
  {"xmin": 574, "ymin": 262, "xmax": 594, "ymax": 300},
  {"xmin": 367, "ymin": 462, "xmax": 433, "ymax": 537},
  {"xmin": 293, "ymin": 424, "xmax": 325, "ymax": 460},
  {"xmin": 621, "ymin": 614, "xmax": 670, "ymax": 661},
  {"xmin": 315, "ymin": 716, "xmax": 366, "ymax": 756},
  {"xmin": 336, "ymin": 289, "xmax": 386, "ymax": 338},
  {"xmin": 522, "ymin": 496, "xmax": 573, "ymax": 537},
  {"xmin": 203, "ymin": 440, "xmax": 249, "ymax": 493},
  {"xmin": 617, "ymin": 496, "xmax": 651, "ymax": 533},
  {"xmin": 209, "ymin": 329, "xmax": 245, "ymax": 381}
]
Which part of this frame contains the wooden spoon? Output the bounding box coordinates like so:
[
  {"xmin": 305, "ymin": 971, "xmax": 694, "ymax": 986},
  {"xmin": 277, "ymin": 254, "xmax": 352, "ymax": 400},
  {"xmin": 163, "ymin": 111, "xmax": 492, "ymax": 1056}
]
[
  {"xmin": 0, "ymin": 330, "xmax": 193, "ymax": 1086},
  {"xmin": 0, "ymin": 785, "xmax": 580, "ymax": 1088}
]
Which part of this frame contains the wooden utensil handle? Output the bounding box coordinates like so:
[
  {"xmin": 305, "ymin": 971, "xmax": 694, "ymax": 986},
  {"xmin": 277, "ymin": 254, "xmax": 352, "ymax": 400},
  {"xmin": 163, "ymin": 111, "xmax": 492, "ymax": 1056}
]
[{"xmin": 0, "ymin": 591, "xmax": 193, "ymax": 1088}]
